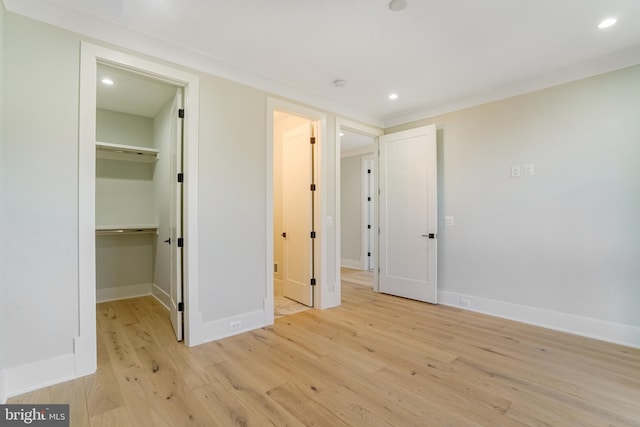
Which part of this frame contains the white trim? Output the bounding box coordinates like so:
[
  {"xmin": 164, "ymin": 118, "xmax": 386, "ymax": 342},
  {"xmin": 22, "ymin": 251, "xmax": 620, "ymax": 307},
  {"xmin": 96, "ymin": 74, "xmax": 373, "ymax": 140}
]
[
  {"xmin": 96, "ymin": 283, "xmax": 152, "ymax": 303},
  {"xmin": 78, "ymin": 42, "xmax": 202, "ymax": 380},
  {"xmin": 152, "ymin": 284, "xmax": 172, "ymax": 310},
  {"xmin": 336, "ymin": 119, "xmax": 383, "ymax": 293},
  {"xmin": 384, "ymin": 46, "xmax": 640, "ymax": 128},
  {"xmin": 201, "ymin": 309, "xmax": 267, "ymax": 343},
  {"xmin": 341, "ymin": 145, "xmax": 376, "ymax": 158},
  {"xmin": 4, "ymin": 0, "xmax": 383, "ymax": 128},
  {"xmin": 4, "ymin": 354, "xmax": 75, "ymax": 399},
  {"xmin": 267, "ymin": 98, "xmax": 338, "ymax": 314},
  {"xmin": 361, "ymin": 154, "xmax": 376, "ymax": 271},
  {"xmin": 438, "ymin": 290, "xmax": 640, "ymax": 349},
  {"xmin": 341, "ymin": 259, "xmax": 362, "ymax": 270}
]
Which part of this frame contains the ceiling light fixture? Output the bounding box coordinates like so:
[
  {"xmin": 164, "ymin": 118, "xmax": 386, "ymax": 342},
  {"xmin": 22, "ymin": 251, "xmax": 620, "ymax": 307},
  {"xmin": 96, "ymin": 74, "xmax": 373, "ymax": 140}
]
[
  {"xmin": 598, "ymin": 17, "xmax": 617, "ymax": 29},
  {"xmin": 389, "ymin": 93, "xmax": 399, "ymax": 100},
  {"xmin": 101, "ymin": 78, "xmax": 114, "ymax": 85},
  {"xmin": 339, "ymin": 132, "xmax": 344, "ymax": 137},
  {"xmin": 333, "ymin": 79, "xmax": 347, "ymax": 87},
  {"xmin": 388, "ymin": 0, "xmax": 408, "ymax": 12}
]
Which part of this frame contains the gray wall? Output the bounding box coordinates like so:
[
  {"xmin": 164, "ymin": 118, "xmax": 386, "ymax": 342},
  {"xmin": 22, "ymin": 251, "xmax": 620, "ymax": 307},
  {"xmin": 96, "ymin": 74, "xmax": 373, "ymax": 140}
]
[
  {"xmin": 387, "ymin": 65, "xmax": 640, "ymax": 328},
  {"xmin": 0, "ymin": 0, "xmax": 6, "ymax": 402},
  {"xmin": 340, "ymin": 155, "xmax": 362, "ymax": 265}
]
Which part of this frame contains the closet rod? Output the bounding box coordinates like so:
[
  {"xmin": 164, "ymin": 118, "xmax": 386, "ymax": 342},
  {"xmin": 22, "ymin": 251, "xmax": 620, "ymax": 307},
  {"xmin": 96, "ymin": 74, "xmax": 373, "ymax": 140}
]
[{"xmin": 96, "ymin": 228, "xmax": 158, "ymax": 236}]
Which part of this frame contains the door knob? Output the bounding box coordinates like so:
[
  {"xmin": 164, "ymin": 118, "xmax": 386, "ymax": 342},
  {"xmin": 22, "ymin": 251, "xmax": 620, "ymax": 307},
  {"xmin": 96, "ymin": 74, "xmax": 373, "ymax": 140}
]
[
  {"xmin": 164, "ymin": 238, "xmax": 171, "ymax": 244},
  {"xmin": 281, "ymin": 232, "xmax": 287, "ymax": 238}
]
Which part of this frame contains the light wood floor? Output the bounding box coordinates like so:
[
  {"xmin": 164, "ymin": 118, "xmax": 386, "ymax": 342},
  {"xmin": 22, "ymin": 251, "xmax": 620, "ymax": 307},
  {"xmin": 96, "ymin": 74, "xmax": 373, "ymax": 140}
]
[{"xmin": 9, "ymin": 282, "xmax": 640, "ymax": 426}]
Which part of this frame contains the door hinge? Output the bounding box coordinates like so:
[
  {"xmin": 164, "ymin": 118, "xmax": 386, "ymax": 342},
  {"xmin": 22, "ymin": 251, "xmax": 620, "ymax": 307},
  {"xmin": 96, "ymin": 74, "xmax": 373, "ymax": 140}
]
[
  {"xmin": 368, "ymin": 169, "xmax": 371, "ymax": 174},
  {"xmin": 310, "ymin": 231, "xmax": 316, "ymax": 239},
  {"xmin": 367, "ymin": 224, "xmax": 371, "ymax": 229},
  {"xmin": 310, "ymin": 278, "xmax": 316, "ymax": 286},
  {"xmin": 177, "ymin": 237, "xmax": 184, "ymax": 247},
  {"xmin": 367, "ymin": 197, "xmax": 371, "ymax": 201},
  {"xmin": 177, "ymin": 173, "xmax": 184, "ymax": 183},
  {"xmin": 310, "ymin": 137, "xmax": 316, "ymax": 145},
  {"xmin": 368, "ymin": 252, "xmax": 371, "ymax": 257},
  {"xmin": 310, "ymin": 184, "xmax": 316, "ymax": 191},
  {"xmin": 178, "ymin": 302, "xmax": 184, "ymax": 312},
  {"xmin": 178, "ymin": 109, "xmax": 185, "ymax": 119}
]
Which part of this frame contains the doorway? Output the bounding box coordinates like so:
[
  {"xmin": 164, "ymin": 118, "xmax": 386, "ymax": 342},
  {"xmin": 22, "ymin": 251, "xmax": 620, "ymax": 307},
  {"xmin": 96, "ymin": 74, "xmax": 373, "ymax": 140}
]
[
  {"xmin": 95, "ymin": 63, "xmax": 184, "ymax": 340},
  {"xmin": 337, "ymin": 121, "xmax": 383, "ymax": 292},
  {"xmin": 77, "ymin": 43, "xmax": 200, "ymax": 377},
  {"xmin": 273, "ymin": 111, "xmax": 317, "ymax": 318}
]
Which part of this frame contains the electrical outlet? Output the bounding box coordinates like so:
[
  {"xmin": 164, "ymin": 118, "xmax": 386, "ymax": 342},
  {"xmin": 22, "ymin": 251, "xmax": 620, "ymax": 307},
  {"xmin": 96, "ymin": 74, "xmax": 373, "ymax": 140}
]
[
  {"xmin": 230, "ymin": 321, "xmax": 242, "ymax": 331},
  {"xmin": 445, "ymin": 216, "xmax": 454, "ymax": 227},
  {"xmin": 460, "ymin": 297, "xmax": 471, "ymax": 308},
  {"xmin": 524, "ymin": 164, "xmax": 535, "ymax": 176},
  {"xmin": 511, "ymin": 165, "xmax": 521, "ymax": 178}
]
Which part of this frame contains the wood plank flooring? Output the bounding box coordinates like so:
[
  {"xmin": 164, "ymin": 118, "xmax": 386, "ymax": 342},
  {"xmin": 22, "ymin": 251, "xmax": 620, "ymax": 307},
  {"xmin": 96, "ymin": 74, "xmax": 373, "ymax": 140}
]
[{"xmin": 9, "ymin": 281, "xmax": 640, "ymax": 426}]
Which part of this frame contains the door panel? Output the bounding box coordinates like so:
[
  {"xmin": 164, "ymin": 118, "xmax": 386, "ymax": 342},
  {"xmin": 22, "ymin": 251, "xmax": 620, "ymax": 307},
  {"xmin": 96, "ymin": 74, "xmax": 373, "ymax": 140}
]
[
  {"xmin": 282, "ymin": 123, "xmax": 314, "ymax": 307},
  {"xmin": 379, "ymin": 125, "xmax": 437, "ymax": 303},
  {"xmin": 170, "ymin": 90, "xmax": 184, "ymax": 340}
]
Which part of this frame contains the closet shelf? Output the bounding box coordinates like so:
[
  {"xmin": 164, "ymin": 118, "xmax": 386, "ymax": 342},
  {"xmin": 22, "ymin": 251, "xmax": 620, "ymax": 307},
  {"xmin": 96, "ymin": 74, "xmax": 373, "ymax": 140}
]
[
  {"xmin": 96, "ymin": 142, "xmax": 159, "ymax": 163},
  {"xmin": 96, "ymin": 225, "xmax": 159, "ymax": 236}
]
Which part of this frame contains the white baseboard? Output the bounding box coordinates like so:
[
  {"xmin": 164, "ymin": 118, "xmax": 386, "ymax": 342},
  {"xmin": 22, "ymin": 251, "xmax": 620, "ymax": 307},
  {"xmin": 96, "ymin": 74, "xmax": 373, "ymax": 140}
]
[
  {"xmin": 438, "ymin": 290, "xmax": 640, "ymax": 349},
  {"xmin": 341, "ymin": 259, "xmax": 361, "ymax": 269},
  {"xmin": 0, "ymin": 370, "xmax": 6, "ymax": 404},
  {"xmin": 96, "ymin": 283, "xmax": 152, "ymax": 303},
  {"xmin": 201, "ymin": 309, "xmax": 267, "ymax": 344},
  {"xmin": 151, "ymin": 284, "xmax": 171, "ymax": 310},
  {"xmin": 4, "ymin": 353, "xmax": 76, "ymax": 399}
]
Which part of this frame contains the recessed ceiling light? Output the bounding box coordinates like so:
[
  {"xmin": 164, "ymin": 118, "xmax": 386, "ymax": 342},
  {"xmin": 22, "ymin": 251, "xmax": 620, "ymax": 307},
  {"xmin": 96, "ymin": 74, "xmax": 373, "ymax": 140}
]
[
  {"xmin": 389, "ymin": 93, "xmax": 399, "ymax": 100},
  {"xmin": 598, "ymin": 18, "xmax": 617, "ymax": 29},
  {"xmin": 101, "ymin": 78, "xmax": 114, "ymax": 85},
  {"xmin": 339, "ymin": 132, "xmax": 345, "ymax": 137},
  {"xmin": 333, "ymin": 79, "xmax": 347, "ymax": 87},
  {"xmin": 388, "ymin": 0, "xmax": 408, "ymax": 12}
]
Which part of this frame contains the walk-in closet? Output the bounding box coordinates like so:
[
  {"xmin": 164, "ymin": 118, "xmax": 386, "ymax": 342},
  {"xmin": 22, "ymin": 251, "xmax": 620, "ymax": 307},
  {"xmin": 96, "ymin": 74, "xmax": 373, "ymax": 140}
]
[{"xmin": 94, "ymin": 64, "xmax": 183, "ymax": 340}]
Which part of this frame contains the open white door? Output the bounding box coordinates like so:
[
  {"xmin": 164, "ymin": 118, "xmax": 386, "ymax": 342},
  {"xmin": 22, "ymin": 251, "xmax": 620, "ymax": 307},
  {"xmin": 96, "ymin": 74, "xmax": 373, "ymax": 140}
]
[
  {"xmin": 379, "ymin": 125, "xmax": 437, "ymax": 303},
  {"xmin": 281, "ymin": 122, "xmax": 314, "ymax": 307},
  {"xmin": 170, "ymin": 90, "xmax": 184, "ymax": 340}
]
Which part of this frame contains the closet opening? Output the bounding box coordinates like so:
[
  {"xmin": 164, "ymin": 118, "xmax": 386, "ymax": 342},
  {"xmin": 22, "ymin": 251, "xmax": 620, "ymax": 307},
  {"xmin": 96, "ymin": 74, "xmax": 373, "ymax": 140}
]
[
  {"xmin": 94, "ymin": 64, "xmax": 186, "ymax": 343},
  {"xmin": 272, "ymin": 110, "xmax": 319, "ymax": 318}
]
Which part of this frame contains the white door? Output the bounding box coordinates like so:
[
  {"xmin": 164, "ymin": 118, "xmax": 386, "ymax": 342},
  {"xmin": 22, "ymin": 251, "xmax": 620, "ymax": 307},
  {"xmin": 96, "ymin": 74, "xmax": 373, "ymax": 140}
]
[
  {"xmin": 282, "ymin": 123, "xmax": 314, "ymax": 307},
  {"xmin": 379, "ymin": 125, "xmax": 437, "ymax": 303},
  {"xmin": 170, "ymin": 91, "xmax": 184, "ymax": 340}
]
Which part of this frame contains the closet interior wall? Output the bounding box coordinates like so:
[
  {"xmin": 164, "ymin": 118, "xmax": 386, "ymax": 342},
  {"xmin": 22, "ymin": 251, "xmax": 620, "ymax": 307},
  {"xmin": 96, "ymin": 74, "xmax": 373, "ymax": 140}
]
[{"xmin": 95, "ymin": 96, "xmax": 175, "ymax": 306}]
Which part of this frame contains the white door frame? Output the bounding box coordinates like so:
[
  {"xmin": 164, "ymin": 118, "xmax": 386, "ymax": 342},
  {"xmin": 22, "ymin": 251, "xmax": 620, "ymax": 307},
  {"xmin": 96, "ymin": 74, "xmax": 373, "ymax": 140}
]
[
  {"xmin": 336, "ymin": 118, "xmax": 383, "ymax": 292},
  {"xmin": 266, "ymin": 98, "xmax": 333, "ymax": 324},
  {"xmin": 77, "ymin": 42, "xmax": 201, "ymax": 377},
  {"xmin": 361, "ymin": 154, "xmax": 376, "ymax": 271}
]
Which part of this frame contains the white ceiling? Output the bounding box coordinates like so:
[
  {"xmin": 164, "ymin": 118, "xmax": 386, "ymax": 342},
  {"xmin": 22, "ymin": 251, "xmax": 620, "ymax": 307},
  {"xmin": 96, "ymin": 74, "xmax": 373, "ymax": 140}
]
[
  {"xmin": 6, "ymin": 0, "xmax": 640, "ymax": 127},
  {"xmin": 97, "ymin": 65, "xmax": 177, "ymax": 118}
]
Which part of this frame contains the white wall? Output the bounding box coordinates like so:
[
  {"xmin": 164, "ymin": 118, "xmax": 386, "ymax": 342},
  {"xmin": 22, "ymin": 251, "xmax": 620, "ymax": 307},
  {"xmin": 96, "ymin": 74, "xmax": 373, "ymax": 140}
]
[
  {"xmin": 387, "ymin": 65, "xmax": 640, "ymax": 343},
  {"xmin": 3, "ymin": 12, "xmax": 80, "ymax": 373},
  {"xmin": 0, "ymin": 0, "xmax": 7, "ymax": 404},
  {"xmin": 0, "ymin": 11, "xmax": 340, "ymax": 397},
  {"xmin": 340, "ymin": 155, "xmax": 362, "ymax": 267}
]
